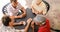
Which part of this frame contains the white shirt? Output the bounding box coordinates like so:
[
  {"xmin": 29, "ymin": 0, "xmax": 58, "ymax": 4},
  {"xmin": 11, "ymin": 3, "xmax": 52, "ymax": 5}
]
[
  {"xmin": 32, "ymin": 0, "xmax": 47, "ymax": 15},
  {"xmin": 26, "ymin": 0, "xmax": 33, "ymax": 8},
  {"xmin": 0, "ymin": 25, "xmax": 25, "ymax": 32},
  {"xmin": 7, "ymin": 3, "xmax": 23, "ymax": 16}
]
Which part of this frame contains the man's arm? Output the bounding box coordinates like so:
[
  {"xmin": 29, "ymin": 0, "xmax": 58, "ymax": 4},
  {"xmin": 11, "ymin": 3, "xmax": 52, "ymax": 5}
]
[
  {"xmin": 31, "ymin": 21, "xmax": 34, "ymax": 32},
  {"xmin": 10, "ymin": 16, "xmax": 25, "ymax": 26},
  {"xmin": 32, "ymin": 28, "xmax": 34, "ymax": 32},
  {"xmin": 20, "ymin": 7, "xmax": 26, "ymax": 18},
  {"xmin": 32, "ymin": 6, "xmax": 41, "ymax": 14},
  {"xmin": 13, "ymin": 21, "xmax": 25, "ymax": 26},
  {"xmin": 15, "ymin": 18, "xmax": 32, "ymax": 32},
  {"xmin": 24, "ymin": 18, "xmax": 32, "ymax": 32},
  {"xmin": 15, "ymin": 7, "xmax": 26, "ymax": 18}
]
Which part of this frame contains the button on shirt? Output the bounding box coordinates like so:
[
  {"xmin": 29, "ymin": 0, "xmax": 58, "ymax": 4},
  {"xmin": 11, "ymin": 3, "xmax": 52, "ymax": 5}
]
[
  {"xmin": 7, "ymin": 3, "xmax": 23, "ymax": 16},
  {"xmin": 0, "ymin": 25, "xmax": 25, "ymax": 32}
]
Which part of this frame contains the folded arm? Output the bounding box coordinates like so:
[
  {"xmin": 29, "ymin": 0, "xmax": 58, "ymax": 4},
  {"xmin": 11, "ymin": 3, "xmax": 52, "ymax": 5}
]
[{"xmin": 15, "ymin": 7, "xmax": 26, "ymax": 18}]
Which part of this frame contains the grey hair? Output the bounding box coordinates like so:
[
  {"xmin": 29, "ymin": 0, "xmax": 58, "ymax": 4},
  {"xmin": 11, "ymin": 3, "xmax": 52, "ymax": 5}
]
[{"xmin": 33, "ymin": 15, "xmax": 46, "ymax": 24}]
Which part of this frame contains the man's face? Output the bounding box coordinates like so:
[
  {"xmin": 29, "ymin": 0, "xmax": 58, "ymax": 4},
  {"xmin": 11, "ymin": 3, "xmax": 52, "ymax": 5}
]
[{"xmin": 12, "ymin": 2, "xmax": 18, "ymax": 8}]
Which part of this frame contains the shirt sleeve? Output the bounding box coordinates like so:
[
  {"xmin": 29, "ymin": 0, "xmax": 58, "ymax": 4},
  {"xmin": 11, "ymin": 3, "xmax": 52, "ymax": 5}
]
[
  {"xmin": 18, "ymin": 3, "xmax": 23, "ymax": 9},
  {"xmin": 6, "ymin": 4, "xmax": 13, "ymax": 16}
]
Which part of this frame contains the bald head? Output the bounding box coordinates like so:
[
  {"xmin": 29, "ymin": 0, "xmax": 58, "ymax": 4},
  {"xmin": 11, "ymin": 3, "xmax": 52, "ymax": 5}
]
[{"xmin": 33, "ymin": 15, "xmax": 46, "ymax": 25}]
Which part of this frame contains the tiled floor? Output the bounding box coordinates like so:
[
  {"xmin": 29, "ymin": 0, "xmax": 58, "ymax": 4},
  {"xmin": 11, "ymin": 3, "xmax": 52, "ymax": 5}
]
[{"xmin": 45, "ymin": 0, "xmax": 60, "ymax": 31}]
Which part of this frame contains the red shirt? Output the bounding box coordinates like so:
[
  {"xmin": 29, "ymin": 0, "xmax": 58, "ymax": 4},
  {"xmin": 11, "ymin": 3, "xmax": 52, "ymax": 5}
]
[{"xmin": 38, "ymin": 19, "xmax": 50, "ymax": 32}]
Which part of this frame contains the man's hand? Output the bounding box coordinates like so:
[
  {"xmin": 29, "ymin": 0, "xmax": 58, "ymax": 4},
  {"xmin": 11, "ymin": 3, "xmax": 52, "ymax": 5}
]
[
  {"xmin": 38, "ymin": 10, "xmax": 43, "ymax": 14},
  {"xmin": 27, "ymin": 18, "xmax": 32, "ymax": 24},
  {"xmin": 19, "ymin": 21, "xmax": 24, "ymax": 25},
  {"xmin": 19, "ymin": 21, "xmax": 26, "ymax": 25},
  {"xmin": 24, "ymin": 18, "xmax": 32, "ymax": 32},
  {"xmin": 32, "ymin": 6, "xmax": 39, "ymax": 14},
  {"xmin": 14, "ymin": 15, "xmax": 22, "ymax": 18},
  {"xmin": 31, "ymin": 21, "xmax": 34, "ymax": 32}
]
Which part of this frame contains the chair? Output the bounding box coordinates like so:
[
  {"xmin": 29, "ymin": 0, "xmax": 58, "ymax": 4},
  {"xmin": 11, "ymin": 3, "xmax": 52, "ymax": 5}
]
[
  {"xmin": 43, "ymin": 0, "xmax": 50, "ymax": 14},
  {"xmin": 2, "ymin": 3, "xmax": 22, "ymax": 15},
  {"xmin": 2, "ymin": 3, "xmax": 10, "ymax": 15}
]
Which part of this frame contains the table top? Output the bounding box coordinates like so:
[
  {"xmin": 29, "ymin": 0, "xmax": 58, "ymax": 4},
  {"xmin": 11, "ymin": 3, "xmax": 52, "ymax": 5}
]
[{"xmin": 14, "ymin": 8, "xmax": 36, "ymax": 32}]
